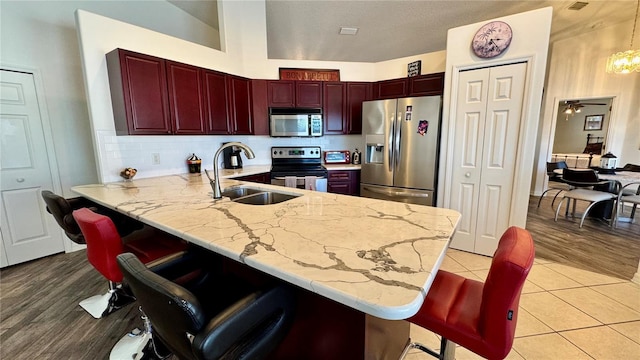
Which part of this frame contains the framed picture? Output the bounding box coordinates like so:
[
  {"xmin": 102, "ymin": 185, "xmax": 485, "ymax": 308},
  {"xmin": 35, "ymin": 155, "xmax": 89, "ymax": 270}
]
[{"xmin": 584, "ymin": 115, "xmax": 604, "ymax": 131}]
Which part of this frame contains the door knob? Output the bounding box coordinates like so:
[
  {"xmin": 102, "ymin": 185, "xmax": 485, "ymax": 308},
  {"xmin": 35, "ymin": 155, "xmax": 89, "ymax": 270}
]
[
  {"xmin": 16, "ymin": 178, "xmax": 25, "ymax": 183},
  {"xmin": 465, "ymin": 172, "xmax": 471, "ymax": 178}
]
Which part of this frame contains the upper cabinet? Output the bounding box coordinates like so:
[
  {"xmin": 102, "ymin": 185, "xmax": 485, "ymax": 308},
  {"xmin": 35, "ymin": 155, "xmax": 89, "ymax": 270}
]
[
  {"xmin": 106, "ymin": 49, "xmax": 443, "ymax": 137},
  {"xmin": 372, "ymin": 73, "xmax": 445, "ymax": 100},
  {"xmin": 408, "ymin": 73, "xmax": 445, "ymax": 96},
  {"xmin": 107, "ymin": 49, "xmax": 254, "ymax": 136},
  {"xmin": 227, "ymin": 75, "xmax": 253, "ymax": 135},
  {"xmin": 267, "ymin": 80, "xmax": 323, "ymax": 108},
  {"xmin": 323, "ymin": 81, "xmax": 371, "ymax": 135},
  {"xmin": 374, "ymin": 78, "xmax": 408, "ymax": 100},
  {"xmin": 166, "ymin": 61, "xmax": 206, "ymax": 135},
  {"xmin": 202, "ymin": 69, "xmax": 230, "ymax": 135},
  {"xmin": 107, "ymin": 49, "xmax": 171, "ymax": 135}
]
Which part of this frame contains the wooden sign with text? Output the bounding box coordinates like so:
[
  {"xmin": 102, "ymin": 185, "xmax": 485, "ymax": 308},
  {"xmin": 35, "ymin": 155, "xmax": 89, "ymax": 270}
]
[{"xmin": 279, "ymin": 68, "xmax": 340, "ymax": 81}]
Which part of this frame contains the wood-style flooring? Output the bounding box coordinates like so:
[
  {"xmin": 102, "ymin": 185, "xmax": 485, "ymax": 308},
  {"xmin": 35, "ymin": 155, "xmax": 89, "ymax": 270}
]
[
  {"xmin": 529, "ymin": 195, "xmax": 640, "ymax": 280},
  {"xmin": 1, "ymin": 196, "xmax": 638, "ymax": 359}
]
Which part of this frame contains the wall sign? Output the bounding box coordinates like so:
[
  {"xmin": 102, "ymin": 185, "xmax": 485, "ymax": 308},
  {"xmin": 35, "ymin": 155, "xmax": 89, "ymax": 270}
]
[
  {"xmin": 407, "ymin": 60, "xmax": 421, "ymax": 77},
  {"xmin": 279, "ymin": 68, "xmax": 340, "ymax": 81}
]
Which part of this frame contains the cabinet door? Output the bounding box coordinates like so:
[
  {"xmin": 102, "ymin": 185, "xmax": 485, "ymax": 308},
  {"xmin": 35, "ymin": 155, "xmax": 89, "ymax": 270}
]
[
  {"xmin": 166, "ymin": 61, "xmax": 206, "ymax": 134},
  {"xmin": 327, "ymin": 170, "xmax": 360, "ymax": 196},
  {"xmin": 203, "ymin": 70, "xmax": 230, "ymax": 134},
  {"xmin": 267, "ymin": 81, "xmax": 295, "ymax": 107},
  {"xmin": 323, "ymin": 82, "xmax": 346, "ymax": 134},
  {"xmin": 108, "ymin": 49, "xmax": 171, "ymax": 135},
  {"xmin": 409, "ymin": 73, "xmax": 445, "ymax": 96},
  {"xmin": 296, "ymin": 81, "xmax": 323, "ymax": 108},
  {"xmin": 250, "ymin": 80, "xmax": 269, "ymax": 135},
  {"xmin": 375, "ymin": 78, "xmax": 408, "ymax": 100},
  {"xmin": 346, "ymin": 82, "xmax": 370, "ymax": 134},
  {"xmin": 228, "ymin": 76, "xmax": 253, "ymax": 135}
]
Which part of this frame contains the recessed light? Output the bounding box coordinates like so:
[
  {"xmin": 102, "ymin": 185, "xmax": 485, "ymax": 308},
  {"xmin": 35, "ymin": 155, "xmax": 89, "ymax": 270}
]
[{"xmin": 339, "ymin": 27, "xmax": 358, "ymax": 35}]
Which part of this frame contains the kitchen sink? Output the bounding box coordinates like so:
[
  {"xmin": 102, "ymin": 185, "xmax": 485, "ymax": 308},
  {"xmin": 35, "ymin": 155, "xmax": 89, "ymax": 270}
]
[
  {"xmin": 233, "ymin": 192, "xmax": 300, "ymax": 205},
  {"xmin": 221, "ymin": 186, "xmax": 300, "ymax": 205},
  {"xmin": 221, "ymin": 186, "xmax": 265, "ymax": 200}
]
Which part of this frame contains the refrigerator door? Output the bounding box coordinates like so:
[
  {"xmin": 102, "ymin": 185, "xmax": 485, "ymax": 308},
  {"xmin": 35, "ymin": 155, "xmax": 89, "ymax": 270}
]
[
  {"xmin": 360, "ymin": 184, "xmax": 434, "ymax": 206},
  {"xmin": 361, "ymin": 99, "xmax": 397, "ymax": 187},
  {"xmin": 394, "ymin": 96, "xmax": 442, "ymax": 190}
]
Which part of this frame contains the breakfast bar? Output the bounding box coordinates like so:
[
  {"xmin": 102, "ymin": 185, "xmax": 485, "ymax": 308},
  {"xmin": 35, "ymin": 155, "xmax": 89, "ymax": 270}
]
[{"xmin": 72, "ymin": 173, "xmax": 461, "ymax": 358}]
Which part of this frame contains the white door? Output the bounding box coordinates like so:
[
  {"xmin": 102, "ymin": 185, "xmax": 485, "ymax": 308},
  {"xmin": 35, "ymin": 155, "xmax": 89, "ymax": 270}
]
[
  {"xmin": 450, "ymin": 62, "xmax": 527, "ymax": 256},
  {"xmin": 1, "ymin": 69, "xmax": 64, "ymax": 266}
]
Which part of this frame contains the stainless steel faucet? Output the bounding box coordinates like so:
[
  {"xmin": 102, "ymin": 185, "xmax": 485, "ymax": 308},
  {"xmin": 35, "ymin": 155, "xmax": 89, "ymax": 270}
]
[{"xmin": 206, "ymin": 142, "xmax": 255, "ymax": 199}]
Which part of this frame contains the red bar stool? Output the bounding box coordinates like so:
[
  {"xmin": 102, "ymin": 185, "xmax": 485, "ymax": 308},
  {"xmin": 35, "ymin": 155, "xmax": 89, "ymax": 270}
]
[
  {"xmin": 72, "ymin": 207, "xmax": 188, "ymax": 319},
  {"xmin": 401, "ymin": 226, "xmax": 535, "ymax": 360}
]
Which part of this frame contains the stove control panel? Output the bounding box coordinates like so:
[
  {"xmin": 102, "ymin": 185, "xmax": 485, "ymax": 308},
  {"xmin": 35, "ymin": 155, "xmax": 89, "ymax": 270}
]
[{"xmin": 271, "ymin": 146, "xmax": 322, "ymax": 159}]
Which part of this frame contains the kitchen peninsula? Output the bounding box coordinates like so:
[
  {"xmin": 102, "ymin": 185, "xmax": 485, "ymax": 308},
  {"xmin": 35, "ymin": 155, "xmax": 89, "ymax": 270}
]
[{"xmin": 72, "ymin": 173, "xmax": 461, "ymax": 358}]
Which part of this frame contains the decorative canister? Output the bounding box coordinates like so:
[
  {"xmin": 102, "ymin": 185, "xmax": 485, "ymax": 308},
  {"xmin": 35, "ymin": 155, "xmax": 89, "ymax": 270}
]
[{"xmin": 187, "ymin": 153, "xmax": 202, "ymax": 173}]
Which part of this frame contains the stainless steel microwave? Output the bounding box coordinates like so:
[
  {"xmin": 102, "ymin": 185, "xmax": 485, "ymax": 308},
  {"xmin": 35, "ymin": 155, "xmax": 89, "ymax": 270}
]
[{"xmin": 269, "ymin": 108, "xmax": 323, "ymax": 137}]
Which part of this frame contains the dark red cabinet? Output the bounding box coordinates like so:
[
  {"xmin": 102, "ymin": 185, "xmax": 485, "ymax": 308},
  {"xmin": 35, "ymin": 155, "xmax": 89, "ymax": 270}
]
[
  {"xmin": 250, "ymin": 80, "xmax": 269, "ymax": 135},
  {"xmin": 227, "ymin": 75, "xmax": 253, "ymax": 135},
  {"xmin": 374, "ymin": 78, "xmax": 408, "ymax": 100},
  {"xmin": 409, "ymin": 73, "xmax": 445, "ymax": 96},
  {"xmin": 202, "ymin": 70, "xmax": 230, "ymax": 134},
  {"xmin": 327, "ymin": 170, "xmax": 360, "ymax": 196},
  {"xmin": 346, "ymin": 82, "xmax": 370, "ymax": 134},
  {"xmin": 373, "ymin": 73, "xmax": 445, "ymax": 100},
  {"xmin": 323, "ymin": 82, "xmax": 346, "ymax": 134},
  {"xmin": 296, "ymin": 81, "xmax": 323, "ymax": 108},
  {"xmin": 166, "ymin": 61, "xmax": 206, "ymax": 135},
  {"xmin": 107, "ymin": 49, "xmax": 171, "ymax": 135},
  {"xmin": 323, "ymin": 82, "xmax": 370, "ymax": 135},
  {"xmin": 234, "ymin": 172, "xmax": 270, "ymax": 184},
  {"xmin": 267, "ymin": 80, "xmax": 322, "ymax": 108}
]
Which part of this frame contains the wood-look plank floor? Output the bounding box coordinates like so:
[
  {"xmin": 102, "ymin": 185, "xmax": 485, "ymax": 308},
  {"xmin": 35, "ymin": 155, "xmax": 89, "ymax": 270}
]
[
  {"xmin": 528, "ymin": 195, "xmax": 640, "ymax": 280},
  {"xmin": 1, "ymin": 196, "xmax": 638, "ymax": 359}
]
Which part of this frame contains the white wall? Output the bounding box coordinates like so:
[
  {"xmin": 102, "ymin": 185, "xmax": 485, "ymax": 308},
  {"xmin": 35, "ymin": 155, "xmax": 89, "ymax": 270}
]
[
  {"xmin": 552, "ymin": 100, "xmax": 611, "ymax": 154},
  {"xmin": 533, "ymin": 19, "xmax": 640, "ymax": 195},
  {"xmin": 439, "ymin": 7, "xmax": 552, "ymax": 231},
  {"xmin": 0, "ymin": 0, "xmax": 221, "ymax": 196}
]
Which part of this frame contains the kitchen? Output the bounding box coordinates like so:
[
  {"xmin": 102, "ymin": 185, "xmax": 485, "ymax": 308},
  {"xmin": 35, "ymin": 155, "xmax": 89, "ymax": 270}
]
[{"xmin": 2, "ymin": 1, "xmax": 640, "ymax": 359}]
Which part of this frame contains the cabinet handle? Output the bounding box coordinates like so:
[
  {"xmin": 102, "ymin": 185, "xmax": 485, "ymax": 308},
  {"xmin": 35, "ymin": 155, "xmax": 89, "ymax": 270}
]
[
  {"xmin": 16, "ymin": 178, "xmax": 25, "ymax": 183},
  {"xmin": 465, "ymin": 172, "xmax": 471, "ymax": 178}
]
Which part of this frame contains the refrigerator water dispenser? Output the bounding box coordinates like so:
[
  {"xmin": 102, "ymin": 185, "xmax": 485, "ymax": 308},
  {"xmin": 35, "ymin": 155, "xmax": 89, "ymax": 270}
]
[{"xmin": 366, "ymin": 144, "xmax": 384, "ymax": 164}]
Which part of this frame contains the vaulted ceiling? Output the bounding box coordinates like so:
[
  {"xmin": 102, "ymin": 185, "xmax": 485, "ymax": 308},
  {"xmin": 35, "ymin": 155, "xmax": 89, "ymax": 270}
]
[{"xmin": 171, "ymin": 0, "xmax": 637, "ymax": 62}]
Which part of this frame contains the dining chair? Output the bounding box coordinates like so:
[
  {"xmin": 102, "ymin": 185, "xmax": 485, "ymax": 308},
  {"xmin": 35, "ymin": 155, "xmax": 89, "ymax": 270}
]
[
  {"xmin": 537, "ymin": 161, "xmax": 569, "ymax": 209},
  {"xmin": 554, "ymin": 168, "xmax": 618, "ymax": 228},
  {"xmin": 400, "ymin": 226, "xmax": 535, "ymax": 360},
  {"xmin": 613, "ymin": 181, "xmax": 640, "ymax": 228}
]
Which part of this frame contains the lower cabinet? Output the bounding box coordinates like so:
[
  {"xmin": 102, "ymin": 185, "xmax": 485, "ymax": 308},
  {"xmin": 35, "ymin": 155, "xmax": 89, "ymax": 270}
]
[
  {"xmin": 234, "ymin": 172, "xmax": 270, "ymax": 184},
  {"xmin": 327, "ymin": 170, "xmax": 360, "ymax": 196}
]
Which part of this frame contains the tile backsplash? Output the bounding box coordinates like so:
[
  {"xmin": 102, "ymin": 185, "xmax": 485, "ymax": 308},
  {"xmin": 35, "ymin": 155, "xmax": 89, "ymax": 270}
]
[{"xmin": 96, "ymin": 131, "xmax": 362, "ymax": 183}]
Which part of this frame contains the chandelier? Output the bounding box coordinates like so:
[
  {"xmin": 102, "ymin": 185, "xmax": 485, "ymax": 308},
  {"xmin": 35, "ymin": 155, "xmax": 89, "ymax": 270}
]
[{"xmin": 606, "ymin": 0, "xmax": 640, "ymax": 73}]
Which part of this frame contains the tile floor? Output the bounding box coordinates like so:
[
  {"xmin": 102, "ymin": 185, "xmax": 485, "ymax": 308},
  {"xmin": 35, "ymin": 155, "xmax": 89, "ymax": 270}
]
[{"xmin": 405, "ymin": 250, "xmax": 640, "ymax": 359}]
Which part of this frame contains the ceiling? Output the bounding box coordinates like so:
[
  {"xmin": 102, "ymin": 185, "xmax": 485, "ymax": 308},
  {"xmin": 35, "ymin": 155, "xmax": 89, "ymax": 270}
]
[{"xmin": 170, "ymin": 0, "xmax": 637, "ymax": 63}]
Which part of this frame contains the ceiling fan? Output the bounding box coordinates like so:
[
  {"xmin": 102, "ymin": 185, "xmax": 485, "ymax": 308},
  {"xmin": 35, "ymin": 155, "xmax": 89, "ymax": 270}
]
[{"xmin": 562, "ymin": 100, "xmax": 607, "ymax": 120}]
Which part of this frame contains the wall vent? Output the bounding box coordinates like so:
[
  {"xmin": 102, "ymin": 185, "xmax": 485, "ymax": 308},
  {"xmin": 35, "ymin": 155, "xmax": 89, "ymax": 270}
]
[{"xmin": 568, "ymin": 2, "xmax": 589, "ymax": 10}]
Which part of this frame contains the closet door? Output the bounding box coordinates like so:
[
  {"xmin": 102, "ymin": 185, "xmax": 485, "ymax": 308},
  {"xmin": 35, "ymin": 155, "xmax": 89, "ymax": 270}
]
[{"xmin": 450, "ymin": 62, "xmax": 527, "ymax": 255}]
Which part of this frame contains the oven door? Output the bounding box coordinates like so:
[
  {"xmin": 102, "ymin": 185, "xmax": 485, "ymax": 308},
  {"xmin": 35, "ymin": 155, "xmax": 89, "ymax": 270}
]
[{"xmin": 271, "ymin": 176, "xmax": 328, "ymax": 192}]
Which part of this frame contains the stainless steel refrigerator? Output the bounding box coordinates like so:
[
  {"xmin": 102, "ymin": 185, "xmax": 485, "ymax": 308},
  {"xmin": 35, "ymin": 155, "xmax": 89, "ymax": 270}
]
[{"xmin": 360, "ymin": 96, "xmax": 442, "ymax": 206}]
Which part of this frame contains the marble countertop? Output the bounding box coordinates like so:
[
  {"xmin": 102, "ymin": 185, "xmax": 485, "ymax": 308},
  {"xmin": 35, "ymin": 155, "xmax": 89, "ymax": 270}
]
[
  {"xmin": 72, "ymin": 174, "xmax": 460, "ymax": 320},
  {"xmin": 324, "ymin": 164, "xmax": 361, "ymax": 171},
  {"xmin": 215, "ymin": 165, "xmax": 272, "ymax": 178}
]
